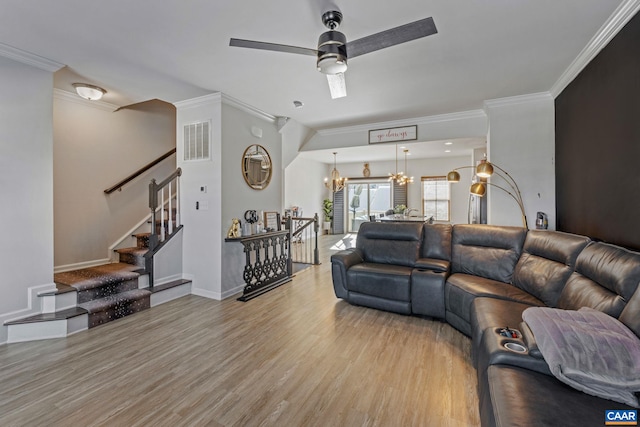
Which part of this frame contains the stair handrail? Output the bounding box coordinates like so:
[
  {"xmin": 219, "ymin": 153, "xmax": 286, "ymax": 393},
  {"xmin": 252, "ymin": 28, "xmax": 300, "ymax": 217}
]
[{"xmin": 104, "ymin": 148, "xmax": 176, "ymax": 194}]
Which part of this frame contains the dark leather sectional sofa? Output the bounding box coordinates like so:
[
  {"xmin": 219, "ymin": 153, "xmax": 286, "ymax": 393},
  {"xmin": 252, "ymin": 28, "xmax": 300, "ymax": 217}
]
[{"xmin": 331, "ymin": 222, "xmax": 640, "ymax": 427}]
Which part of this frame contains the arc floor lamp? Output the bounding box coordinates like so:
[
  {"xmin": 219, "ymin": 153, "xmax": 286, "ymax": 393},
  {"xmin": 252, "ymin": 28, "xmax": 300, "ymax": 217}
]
[{"xmin": 447, "ymin": 159, "xmax": 528, "ymax": 229}]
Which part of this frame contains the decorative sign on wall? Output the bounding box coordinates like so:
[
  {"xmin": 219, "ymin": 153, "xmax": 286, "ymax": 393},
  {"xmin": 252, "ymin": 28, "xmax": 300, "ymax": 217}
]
[{"xmin": 368, "ymin": 125, "xmax": 417, "ymax": 144}]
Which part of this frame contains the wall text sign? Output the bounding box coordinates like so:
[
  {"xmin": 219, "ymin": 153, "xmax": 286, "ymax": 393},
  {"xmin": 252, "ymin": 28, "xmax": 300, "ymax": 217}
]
[{"xmin": 369, "ymin": 125, "xmax": 417, "ymax": 144}]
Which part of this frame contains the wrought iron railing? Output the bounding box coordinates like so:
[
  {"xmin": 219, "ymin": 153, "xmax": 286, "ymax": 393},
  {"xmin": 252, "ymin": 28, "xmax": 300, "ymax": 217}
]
[{"xmin": 236, "ymin": 230, "xmax": 292, "ymax": 301}]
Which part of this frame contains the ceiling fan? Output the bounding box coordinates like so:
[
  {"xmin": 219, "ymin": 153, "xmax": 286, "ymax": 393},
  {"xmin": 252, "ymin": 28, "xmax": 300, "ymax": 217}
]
[{"xmin": 229, "ymin": 10, "xmax": 437, "ymax": 99}]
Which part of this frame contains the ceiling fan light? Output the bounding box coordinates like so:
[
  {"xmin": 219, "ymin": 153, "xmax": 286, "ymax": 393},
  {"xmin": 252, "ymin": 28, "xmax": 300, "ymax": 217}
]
[
  {"xmin": 72, "ymin": 83, "xmax": 106, "ymax": 101},
  {"xmin": 326, "ymin": 73, "xmax": 347, "ymax": 99},
  {"xmin": 317, "ymin": 55, "xmax": 348, "ymax": 74}
]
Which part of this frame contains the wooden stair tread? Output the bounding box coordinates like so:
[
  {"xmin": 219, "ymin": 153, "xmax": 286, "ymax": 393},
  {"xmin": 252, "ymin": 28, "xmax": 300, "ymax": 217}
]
[
  {"xmin": 40, "ymin": 283, "xmax": 77, "ymax": 296},
  {"xmin": 150, "ymin": 279, "xmax": 192, "ymax": 293},
  {"xmin": 4, "ymin": 307, "xmax": 87, "ymax": 325}
]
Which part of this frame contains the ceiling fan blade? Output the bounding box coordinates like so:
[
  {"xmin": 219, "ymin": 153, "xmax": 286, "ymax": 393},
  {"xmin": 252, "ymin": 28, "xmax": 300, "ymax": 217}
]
[
  {"xmin": 346, "ymin": 17, "xmax": 437, "ymax": 59},
  {"xmin": 326, "ymin": 73, "xmax": 347, "ymax": 99},
  {"xmin": 229, "ymin": 38, "xmax": 318, "ymax": 57}
]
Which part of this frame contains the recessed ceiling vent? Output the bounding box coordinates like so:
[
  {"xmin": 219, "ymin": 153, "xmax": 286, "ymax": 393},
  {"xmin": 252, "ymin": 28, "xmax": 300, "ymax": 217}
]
[{"xmin": 183, "ymin": 121, "xmax": 210, "ymax": 161}]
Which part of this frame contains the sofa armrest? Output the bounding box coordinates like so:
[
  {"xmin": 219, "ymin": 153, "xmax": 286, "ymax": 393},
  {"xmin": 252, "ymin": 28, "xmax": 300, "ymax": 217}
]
[
  {"xmin": 330, "ymin": 248, "xmax": 364, "ymax": 299},
  {"xmin": 415, "ymin": 257, "xmax": 450, "ymax": 273}
]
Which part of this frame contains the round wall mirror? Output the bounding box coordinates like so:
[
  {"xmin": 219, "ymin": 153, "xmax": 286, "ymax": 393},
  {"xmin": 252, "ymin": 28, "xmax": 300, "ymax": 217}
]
[{"xmin": 242, "ymin": 144, "xmax": 272, "ymax": 190}]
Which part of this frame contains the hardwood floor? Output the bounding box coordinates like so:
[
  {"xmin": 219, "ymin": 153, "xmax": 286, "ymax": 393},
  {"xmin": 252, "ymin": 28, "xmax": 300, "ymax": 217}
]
[{"xmin": 0, "ymin": 234, "xmax": 480, "ymax": 427}]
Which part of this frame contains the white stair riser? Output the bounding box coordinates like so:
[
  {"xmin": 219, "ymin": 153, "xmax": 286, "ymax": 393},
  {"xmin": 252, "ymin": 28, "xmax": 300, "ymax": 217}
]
[
  {"xmin": 40, "ymin": 292, "xmax": 77, "ymax": 314},
  {"xmin": 7, "ymin": 315, "xmax": 88, "ymax": 343},
  {"xmin": 137, "ymin": 274, "xmax": 150, "ymax": 289},
  {"xmin": 150, "ymin": 283, "xmax": 192, "ymax": 307}
]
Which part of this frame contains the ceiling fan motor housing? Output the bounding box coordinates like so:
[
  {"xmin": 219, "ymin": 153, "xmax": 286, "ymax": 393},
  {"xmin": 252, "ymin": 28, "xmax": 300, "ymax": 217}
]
[{"xmin": 317, "ymin": 31, "xmax": 347, "ymax": 74}]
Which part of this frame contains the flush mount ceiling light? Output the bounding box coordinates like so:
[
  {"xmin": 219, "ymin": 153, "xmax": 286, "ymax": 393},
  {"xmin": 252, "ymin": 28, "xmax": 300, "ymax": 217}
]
[{"xmin": 72, "ymin": 83, "xmax": 106, "ymax": 101}]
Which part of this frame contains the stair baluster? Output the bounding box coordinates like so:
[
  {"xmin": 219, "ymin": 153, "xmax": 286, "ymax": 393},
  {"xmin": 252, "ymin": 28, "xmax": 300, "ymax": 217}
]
[{"xmin": 147, "ymin": 168, "xmax": 183, "ymax": 287}]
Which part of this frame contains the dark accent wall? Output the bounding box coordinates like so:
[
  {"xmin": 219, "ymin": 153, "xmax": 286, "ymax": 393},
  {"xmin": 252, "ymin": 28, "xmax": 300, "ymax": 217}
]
[{"xmin": 555, "ymin": 11, "xmax": 640, "ymax": 250}]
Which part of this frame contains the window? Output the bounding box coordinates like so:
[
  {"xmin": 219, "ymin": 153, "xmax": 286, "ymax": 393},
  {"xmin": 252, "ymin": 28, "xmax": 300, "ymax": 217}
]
[
  {"xmin": 346, "ymin": 180, "xmax": 392, "ymax": 232},
  {"xmin": 422, "ymin": 176, "xmax": 450, "ymax": 221}
]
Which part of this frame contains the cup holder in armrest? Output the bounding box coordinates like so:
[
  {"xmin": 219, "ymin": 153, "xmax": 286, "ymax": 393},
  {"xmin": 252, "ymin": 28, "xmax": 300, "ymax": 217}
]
[{"xmin": 504, "ymin": 342, "xmax": 527, "ymax": 353}]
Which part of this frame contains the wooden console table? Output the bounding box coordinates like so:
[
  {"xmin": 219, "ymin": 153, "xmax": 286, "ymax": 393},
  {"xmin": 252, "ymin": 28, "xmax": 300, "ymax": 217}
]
[{"xmin": 226, "ymin": 230, "xmax": 292, "ymax": 301}]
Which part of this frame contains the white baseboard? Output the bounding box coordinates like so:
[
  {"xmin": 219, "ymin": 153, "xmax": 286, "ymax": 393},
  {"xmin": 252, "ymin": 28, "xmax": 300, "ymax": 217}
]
[
  {"xmin": 54, "ymin": 258, "xmax": 111, "ymax": 274},
  {"xmin": 221, "ymin": 284, "xmax": 244, "ymax": 300},
  {"xmin": 191, "ymin": 287, "xmax": 221, "ymax": 300}
]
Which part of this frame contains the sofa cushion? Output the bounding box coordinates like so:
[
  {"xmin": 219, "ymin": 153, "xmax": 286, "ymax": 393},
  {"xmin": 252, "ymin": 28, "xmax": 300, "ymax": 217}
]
[
  {"xmin": 557, "ymin": 242, "xmax": 640, "ymax": 318},
  {"xmin": 421, "ymin": 223, "xmax": 452, "ymax": 261},
  {"xmin": 356, "ymin": 222, "xmax": 423, "ymax": 267},
  {"xmin": 481, "ymin": 364, "xmax": 634, "ymax": 427},
  {"xmin": 513, "ymin": 230, "xmax": 590, "ymax": 307},
  {"xmin": 451, "ymin": 224, "xmax": 526, "ymax": 284},
  {"xmin": 346, "ymin": 262, "xmax": 412, "ymax": 302},
  {"xmin": 620, "ymin": 286, "xmax": 640, "ymax": 338},
  {"xmin": 445, "ymin": 273, "xmax": 543, "ymax": 336}
]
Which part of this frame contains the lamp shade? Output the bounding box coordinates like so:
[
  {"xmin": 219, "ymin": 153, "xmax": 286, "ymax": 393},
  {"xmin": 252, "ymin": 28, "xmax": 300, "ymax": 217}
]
[
  {"xmin": 470, "ymin": 182, "xmax": 486, "ymax": 196},
  {"xmin": 447, "ymin": 170, "xmax": 461, "ymax": 182},
  {"xmin": 476, "ymin": 161, "xmax": 494, "ymax": 178},
  {"xmin": 73, "ymin": 83, "xmax": 106, "ymax": 101}
]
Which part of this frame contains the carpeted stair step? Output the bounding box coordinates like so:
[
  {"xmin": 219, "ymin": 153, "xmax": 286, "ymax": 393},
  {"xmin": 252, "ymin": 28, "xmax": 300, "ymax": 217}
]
[
  {"xmin": 55, "ymin": 264, "xmax": 141, "ymax": 302},
  {"xmin": 133, "ymin": 232, "xmax": 150, "ymax": 249},
  {"xmin": 115, "ymin": 247, "xmax": 148, "ymax": 269},
  {"xmin": 79, "ymin": 289, "xmax": 151, "ymax": 328}
]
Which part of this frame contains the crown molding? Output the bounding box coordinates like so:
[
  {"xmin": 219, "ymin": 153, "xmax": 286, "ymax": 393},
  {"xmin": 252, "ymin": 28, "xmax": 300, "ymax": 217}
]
[
  {"xmin": 221, "ymin": 93, "xmax": 277, "ymax": 124},
  {"xmin": 550, "ymin": 0, "xmax": 640, "ymax": 97},
  {"xmin": 54, "ymin": 88, "xmax": 118, "ymax": 112},
  {"xmin": 173, "ymin": 92, "xmax": 222, "ymax": 110},
  {"xmin": 483, "ymin": 92, "xmax": 553, "ymax": 110},
  {"xmin": 316, "ymin": 109, "xmax": 487, "ymax": 137},
  {"xmin": 0, "ymin": 42, "xmax": 64, "ymax": 72}
]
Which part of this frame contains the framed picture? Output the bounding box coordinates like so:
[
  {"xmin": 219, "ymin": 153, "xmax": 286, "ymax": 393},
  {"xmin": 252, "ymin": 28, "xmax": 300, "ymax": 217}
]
[
  {"xmin": 369, "ymin": 125, "xmax": 417, "ymax": 144},
  {"xmin": 263, "ymin": 211, "xmax": 280, "ymax": 231}
]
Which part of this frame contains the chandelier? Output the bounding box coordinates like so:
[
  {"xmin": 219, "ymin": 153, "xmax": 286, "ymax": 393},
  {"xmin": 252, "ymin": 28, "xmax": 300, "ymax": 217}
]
[
  {"xmin": 324, "ymin": 152, "xmax": 347, "ymax": 192},
  {"xmin": 389, "ymin": 145, "xmax": 413, "ymax": 186}
]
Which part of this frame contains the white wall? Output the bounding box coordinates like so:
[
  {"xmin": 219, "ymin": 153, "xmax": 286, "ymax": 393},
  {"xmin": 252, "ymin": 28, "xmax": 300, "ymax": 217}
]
[
  {"xmin": 484, "ymin": 93, "xmax": 556, "ymax": 229},
  {"xmin": 284, "ymin": 156, "xmax": 326, "ymax": 220},
  {"xmin": 53, "ymin": 93, "xmax": 176, "ymax": 267},
  {"xmin": 0, "ymin": 57, "xmax": 56, "ymax": 343},
  {"xmin": 301, "ymin": 110, "xmax": 487, "ymax": 152},
  {"xmin": 220, "ymin": 103, "xmax": 282, "ymax": 295},
  {"xmin": 175, "ymin": 94, "xmax": 223, "ymax": 299}
]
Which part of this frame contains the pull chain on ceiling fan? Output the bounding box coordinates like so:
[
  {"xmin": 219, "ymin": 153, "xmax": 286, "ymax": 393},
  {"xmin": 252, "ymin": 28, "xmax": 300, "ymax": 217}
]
[{"xmin": 230, "ymin": 10, "xmax": 437, "ymax": 99}]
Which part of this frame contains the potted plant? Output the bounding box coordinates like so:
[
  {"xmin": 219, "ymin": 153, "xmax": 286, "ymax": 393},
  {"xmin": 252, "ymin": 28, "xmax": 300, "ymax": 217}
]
[{"xmin": 322, "ymin": 198, "xmax": 333, "ymax": 233}]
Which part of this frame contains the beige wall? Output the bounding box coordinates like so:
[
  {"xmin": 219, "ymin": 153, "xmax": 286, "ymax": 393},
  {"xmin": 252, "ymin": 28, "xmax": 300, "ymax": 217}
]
[{"xmin": 53, "ymin": 94, "xmax": 176, "ymax": 267}]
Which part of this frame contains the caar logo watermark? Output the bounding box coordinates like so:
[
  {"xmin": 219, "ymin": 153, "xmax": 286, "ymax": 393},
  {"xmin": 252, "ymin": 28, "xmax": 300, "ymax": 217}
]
[{"xmin": 605, "ymin": 410, "xmax": 637, "ymax": 426}]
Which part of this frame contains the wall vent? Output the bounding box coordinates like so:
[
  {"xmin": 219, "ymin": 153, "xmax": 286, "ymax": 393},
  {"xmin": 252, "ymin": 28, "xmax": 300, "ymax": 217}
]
[{"xmin": 183, "ymin": 121, "xmax": 210, "ymax": 161}]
